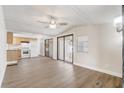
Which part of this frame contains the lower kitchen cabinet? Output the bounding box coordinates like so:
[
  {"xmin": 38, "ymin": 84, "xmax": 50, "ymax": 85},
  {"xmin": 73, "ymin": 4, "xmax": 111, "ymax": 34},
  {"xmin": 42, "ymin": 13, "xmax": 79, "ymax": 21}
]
[{"xmin": 7, "ymin": 49, "xmax": 21, "ymax": 65}]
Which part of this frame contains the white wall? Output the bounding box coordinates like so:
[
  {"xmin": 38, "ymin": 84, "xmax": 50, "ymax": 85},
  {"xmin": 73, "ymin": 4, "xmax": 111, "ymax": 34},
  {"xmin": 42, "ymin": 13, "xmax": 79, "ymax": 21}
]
[
  {"xmin": 0, "ymin": 6, "xmax": 7, "ymax": 87},
  {"xmin": 36, "ymin": 38, "xmax": 42, "ymax": 56},
  {"xmin": 40, "ymin": 39, "xmax": 45, "ymax": 56},
  {"xmin": 40, "ymin": 39, "xmax": 44, "ymax": 56},
  {"xmin": 53, "ymin": 37, "xmax": 57, "ymax": 59},
  {"xmin": 98, "ymin": 24, "xmax": 122, "ymax": 76},
  {"xmin": 52, "ymin": 24, "xmax": 122, "ymax": 77},
  {"xmin": 30, "ymin": 40, "xmax": 39, "ymax": 57}
]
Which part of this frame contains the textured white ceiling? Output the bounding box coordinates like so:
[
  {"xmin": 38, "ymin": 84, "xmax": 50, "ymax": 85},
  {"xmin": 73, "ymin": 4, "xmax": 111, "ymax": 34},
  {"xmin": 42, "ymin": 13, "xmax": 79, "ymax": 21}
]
[{"xmin": 3, "ymin": 5, "xmax": 122, "ymax": 36}]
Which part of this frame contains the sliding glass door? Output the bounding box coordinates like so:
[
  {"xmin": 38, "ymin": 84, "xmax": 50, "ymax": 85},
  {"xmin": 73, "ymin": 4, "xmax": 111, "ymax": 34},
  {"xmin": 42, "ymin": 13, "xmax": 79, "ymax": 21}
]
[
  {"xmin": 57, "ymin": 34, "xmax": 73, "ymax": 63},
  {"xmin": 65, "ymin": 35, "xmax": 73, "ymax": 63},
  {"xmin": 58, "ymin": 37, "xmax": 64, "ymax": 60}
]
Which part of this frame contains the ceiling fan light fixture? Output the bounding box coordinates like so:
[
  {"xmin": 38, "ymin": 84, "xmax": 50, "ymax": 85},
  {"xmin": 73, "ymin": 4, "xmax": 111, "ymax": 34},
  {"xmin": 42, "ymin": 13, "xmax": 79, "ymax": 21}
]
[
  {"xmin": 49, "ymin": 24, "xmax": 56, "ymax": 29},
  {"xmin": 51, "ymin": 19, "xmax": 56, "ymax": 24}
]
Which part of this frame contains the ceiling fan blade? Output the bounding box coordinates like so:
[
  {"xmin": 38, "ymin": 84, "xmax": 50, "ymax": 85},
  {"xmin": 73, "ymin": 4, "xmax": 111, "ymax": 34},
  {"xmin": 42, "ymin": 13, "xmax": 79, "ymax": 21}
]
[
  {"xmin": 47, "ymin": 15, "xmax": 58, "ymax": 20},
  {"xmin": 37, "ymin": 20, "xmax": 49, "ymax": 24},
  {"xmin": 58, "ymin": 22, "xmax": 68, "ymax": 26}
]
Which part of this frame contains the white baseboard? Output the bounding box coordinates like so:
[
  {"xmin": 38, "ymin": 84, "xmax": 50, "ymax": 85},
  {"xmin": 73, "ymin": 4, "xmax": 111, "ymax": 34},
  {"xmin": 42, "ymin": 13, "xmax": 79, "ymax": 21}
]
[
  {"xmin": 0, "ymin": 62, "xmax": 7, "ymax": 88},
  {"xmin": 74, "ymin": 63, "xmax": 122, "ymax": 78}
]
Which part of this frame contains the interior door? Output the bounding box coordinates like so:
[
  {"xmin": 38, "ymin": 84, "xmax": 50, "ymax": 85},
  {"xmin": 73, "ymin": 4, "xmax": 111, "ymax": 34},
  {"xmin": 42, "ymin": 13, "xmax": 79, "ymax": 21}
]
[
  {"xmin": 45, "ymin": 40, "xmax": 49, "ymax": 57},
  {"xmin": 49, "ymin": 39, "xmax": 53, "ymax": 58},
  {"xmin": 65, "ymin": 35, "xmax": 73, "ymax": 63},
  {"xmin": 58, "ymin": 37, "xmax": 64, "ymax": 60}
]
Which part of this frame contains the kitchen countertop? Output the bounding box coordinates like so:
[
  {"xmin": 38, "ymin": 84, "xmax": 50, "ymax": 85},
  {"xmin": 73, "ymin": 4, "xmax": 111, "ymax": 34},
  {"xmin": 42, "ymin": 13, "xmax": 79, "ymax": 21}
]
[{"xmin": 7, "ymin": 49, "xmax": 21, "ymax": 51}]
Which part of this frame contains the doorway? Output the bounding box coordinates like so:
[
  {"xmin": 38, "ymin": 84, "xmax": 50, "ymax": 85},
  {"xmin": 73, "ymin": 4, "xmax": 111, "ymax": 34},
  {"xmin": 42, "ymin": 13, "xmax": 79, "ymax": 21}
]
[
  {"xmin": 57, "ymin": 34, "xmax": 73, "ymax": 63},
  {"xmin": 45, "ymin": 39, "xmax": 53, "ymax": 58}
]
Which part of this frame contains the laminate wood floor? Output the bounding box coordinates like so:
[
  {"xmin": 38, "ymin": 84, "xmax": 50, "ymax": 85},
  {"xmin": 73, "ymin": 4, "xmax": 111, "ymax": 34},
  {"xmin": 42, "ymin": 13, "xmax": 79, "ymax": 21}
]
[{"xmin": 2, "ymin": 56, "xmax": 122, "ymax": 88}]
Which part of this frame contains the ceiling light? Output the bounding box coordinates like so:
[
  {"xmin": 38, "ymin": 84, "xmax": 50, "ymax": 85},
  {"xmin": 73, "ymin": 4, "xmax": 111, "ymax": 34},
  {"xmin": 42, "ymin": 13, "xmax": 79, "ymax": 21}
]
[
  {"xmin": 114, "ymin": 16, "xmax": 122, "ymax": 32},
  {"xmin": 51, "ymin": 19, "xmax": 56, "ymax": 24},
  {"xmin": 49, "ymin": 24, "xmax": 56, "ymax": 29}
]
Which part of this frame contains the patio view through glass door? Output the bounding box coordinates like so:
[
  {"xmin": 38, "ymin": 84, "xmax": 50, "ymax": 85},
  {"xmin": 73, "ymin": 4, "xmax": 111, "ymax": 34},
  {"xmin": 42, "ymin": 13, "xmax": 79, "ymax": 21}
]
[
  {"xmin": 58, "ymin": 37, "xmax": 64, "ymax": 60},
  {"xmin": 57, "ymin": 34, "xmax": 73, "ymax": 63},
  {"xmin": 65, "ymin": 35, "xmax": 73, "ymax": 63}
]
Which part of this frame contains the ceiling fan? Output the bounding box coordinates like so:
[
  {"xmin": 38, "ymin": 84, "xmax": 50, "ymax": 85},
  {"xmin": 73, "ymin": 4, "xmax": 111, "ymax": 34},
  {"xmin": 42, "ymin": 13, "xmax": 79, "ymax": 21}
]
[{"xmin": 37, "ymin": 15, "xmax": 68, "ymax": 29}]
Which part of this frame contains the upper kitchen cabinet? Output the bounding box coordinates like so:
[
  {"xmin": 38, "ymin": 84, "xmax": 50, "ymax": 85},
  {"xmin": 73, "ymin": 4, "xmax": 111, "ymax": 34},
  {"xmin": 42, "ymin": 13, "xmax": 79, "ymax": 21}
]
[{"xmin": 7, "ymin": 32, "xmax": 13, "ymax": 44}]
